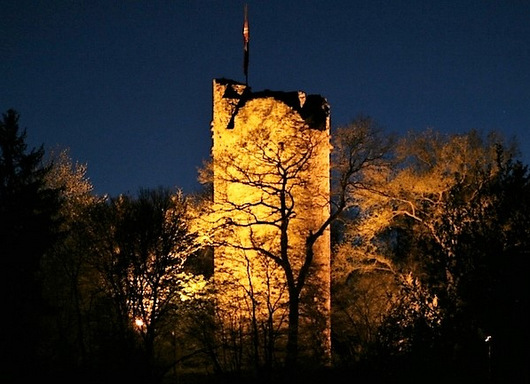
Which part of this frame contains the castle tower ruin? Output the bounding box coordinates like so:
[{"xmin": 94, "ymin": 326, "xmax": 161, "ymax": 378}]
[{"xmin": 210, "ymin": 78, "xmax": 331, "ymax": 367}]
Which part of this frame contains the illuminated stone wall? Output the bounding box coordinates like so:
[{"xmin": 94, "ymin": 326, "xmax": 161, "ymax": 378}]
[{"xmin": 211, "ymin": 78, "xmax": 331, "ymax": 364}]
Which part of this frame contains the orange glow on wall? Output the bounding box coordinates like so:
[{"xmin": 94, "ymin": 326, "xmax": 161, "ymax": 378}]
[{"xmin": 209, "ymin": 78, "xmax": 332, "ymax": 363}]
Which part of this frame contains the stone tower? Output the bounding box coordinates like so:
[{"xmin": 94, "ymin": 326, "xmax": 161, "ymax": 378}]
[{"xmin": 210, "ymin": 78, "xmax": 331, "ymax": 366}]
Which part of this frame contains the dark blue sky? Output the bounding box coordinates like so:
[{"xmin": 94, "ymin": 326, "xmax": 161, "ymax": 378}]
[{"xmin": 2, "ymin": 1, "xmax": 529, "ymax": 197}]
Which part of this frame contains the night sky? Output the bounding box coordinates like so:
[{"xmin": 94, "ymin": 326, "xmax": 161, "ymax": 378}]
[{"xmin": 2, "ymin": 0, "xmax": 529, "ymax": 197}]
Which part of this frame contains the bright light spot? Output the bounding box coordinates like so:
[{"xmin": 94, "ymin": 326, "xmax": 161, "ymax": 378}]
[
  {"xmin": 485, "ymin": 335, "xmax": 492, "ymax": 342},
  {"xmin": 135, "ymin": 318, "xmax": 144, "ymax": 328}
]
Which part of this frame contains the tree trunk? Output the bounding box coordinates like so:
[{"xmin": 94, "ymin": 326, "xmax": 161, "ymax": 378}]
[{"xmin": 285, "ymin": 291, "xmax": 300, "ymax": 370}]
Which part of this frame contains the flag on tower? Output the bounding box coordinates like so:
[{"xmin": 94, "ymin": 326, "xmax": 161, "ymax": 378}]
[{"xmin": 243, "ymin": 4, "xmax": 249, "ymax": 84}]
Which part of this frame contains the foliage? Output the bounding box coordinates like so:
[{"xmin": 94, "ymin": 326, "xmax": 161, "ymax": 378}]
[
  {"xmin": 83, "ymin": 188, "xmax": 208, "ymax": 381},
  {"xmin": 331, "ymin": 128, "xmax": 529, "ymax": 381},
  {"xmin": 37, "ymin": 148, "xmax": 105, "ymax": 377},
  {"xmin": 2, "ymin": 107, "xmax": 527, "ymax": 382},
  {"xmin": 0, "ymin": 109, "xmax": 63, "ymax": 380}
]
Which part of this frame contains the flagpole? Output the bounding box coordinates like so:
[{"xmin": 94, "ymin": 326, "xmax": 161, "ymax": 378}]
[{"xmin": 243, "ymin": 4, "xmax": 249, "ymax": 85}]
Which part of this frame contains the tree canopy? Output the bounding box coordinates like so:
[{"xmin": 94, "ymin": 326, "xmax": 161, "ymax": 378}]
[{"xmin": 1, "ymin": 108, "xmax": 528, "ymax": 383}]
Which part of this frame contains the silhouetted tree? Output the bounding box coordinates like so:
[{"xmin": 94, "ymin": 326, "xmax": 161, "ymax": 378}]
[
  {"xmin": 84, "ymin": 188, "xmax": 206, "ymax": 383},
  {"xmin": 196, "ymin": 115, "xmax": 393, "ymax": 374},
  {"xmin": 39, "ymin": 148, "xmax": 102, "ymax": 377},
  {"xmin": 0, "ymin": 109, "xmax": 63, "ymax": 381}
]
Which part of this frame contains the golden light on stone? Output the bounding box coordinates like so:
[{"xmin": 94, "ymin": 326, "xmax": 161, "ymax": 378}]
[{"xmin": 210, "ymin": 78, "xmax": 332, "ymax": 363}]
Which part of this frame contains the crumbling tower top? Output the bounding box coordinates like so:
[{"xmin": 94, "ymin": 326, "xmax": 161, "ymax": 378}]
[{"xmin": 212, "ymin": 78, "xmax": 330, "ymax": 132}]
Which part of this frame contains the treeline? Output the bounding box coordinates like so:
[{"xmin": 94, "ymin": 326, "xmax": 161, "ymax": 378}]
[{"xmin": 0, "ymin": 109, "xmax": 528, "ymax": 383}]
